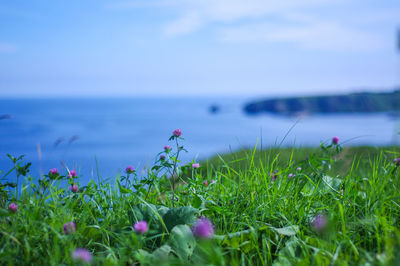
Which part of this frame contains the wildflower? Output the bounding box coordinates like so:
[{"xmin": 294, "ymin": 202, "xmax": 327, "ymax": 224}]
[
  {"xmin": 332, "ymin": 136, "xmax": 339, "ymax": 145},
  {"xmin": 68, "ymin": 170, "xmax": 77, "ymax": 178},
  {"xmin": 394, "ymin": 158, "xmax": 400, "ymax": 166},
  {"xmin": 341, "ymin": 189, "xmax": 344, "ymax": 195},
  {"xmin": 288, "ymin": 173, "xmax": 293, "ymax": 178},
  {"xmin": 70, "ymin": 184, "xmax": 78, "ymax": 193},
  {"xmin": 63, "ymin": 221, "xmax": 76, "ymax": 234},
  {"xmin": 164, "ymin": 145, "xmax": 171, "ymax": 152},
  {"xmin": 203, "ymin": 180, "xmax": 208, "ymax": 186},
  {"xmin": 133, "ymin": 220, "xmax": 148, "ymax": 234},
  {"xmin": 192, "ymin": 217, "xmax": 214, "ymax": 238},
  {"xmin": 270, "ymin": 170, "xmax": 278, "ymax": 181},
  {"xmin": 160, "ymin": 155, "xmax": 166, "ymax": 160},
  {"xmin": 126, "ymin": 166, "xmax": 135, "ymax": 174},
  {"xmin": 312, "ymin": 214, "xmax": 327, "ymax": 232},
  {"xmin": 72, "ymin": 248, "xmax": 92, "ymax": 263},
  {"xmin": 297, "ymin": 167, "xmax": 302, "ymax": 171},
  {"xmin": 8, "ymin": 203, "xmax": 18, "ymax": 213},
  {"xmin": 173, "ymin": 129, "xmax": 182, "ymax": 137},
  {"xmin": 210, "ymin": 179, "xmax": 215, "ymax": 184},
  {"xmin": 49, "ymin": 168, "xmax": 58, "ymax": 176},
  {"xmin": 192, "ymin": 163, "xmax": 200, "ymax": 169}
]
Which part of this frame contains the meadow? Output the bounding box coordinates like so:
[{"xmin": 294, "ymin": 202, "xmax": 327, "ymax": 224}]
[{"xmin": 1, "ymin": 129, "xmax": 400, "ymax": 265}]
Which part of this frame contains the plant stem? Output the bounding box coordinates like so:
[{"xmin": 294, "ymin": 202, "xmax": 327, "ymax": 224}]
[{"xmin": 171, "ymin": 138, "xmax": 181, "ymax": 207}]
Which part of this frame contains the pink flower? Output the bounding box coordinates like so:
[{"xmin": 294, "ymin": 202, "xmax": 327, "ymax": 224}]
[
  {"xmin": 312, "ymin": 214, "xmax": 327, "ymax": 232},
  {"xmin": 288, "ymin": 173, "xmax": 293, "ymax": 178},
  {"xmin": 173, "ymin": 129, "xmax": 182, "ymax": 137},
  {"xmin": 192, "ymin": 218, "xmax": 214, "ymax": 238},
  {"xmin": 8, "ymin": 203, "xmax": 18, "ymax": 213},
  {"xmin": 126, "ymin": 166, "xmax": 135, "ymax": 174},
  {"xmin": 160, "ymin": 155, "xmax": 166, "ymax": 160},
  {"xmin": 63, "ymin": 221, "xmax": 76, "ymax": 234},
  {"xmin": 49, "ymin": 168, "xmax": 58, "ymax": 176},
  {"xmin": 270, "ymin": 171, "xmax": 278, "ymax": 181},
  {"xmin": 203, "ymin": 180, "xmax": 208, "ymax": 186},
  {"xmin": 68, "ymin": 170, "xmax": 77, "ymax": 178},
  {"xmin": 192, "ymin": 163, "xmax": 200, "ymax": 169},
  {"xmin": 332, "ymin": 136, "xmax": 339, "ymax": 145},
  {"xmin": 72, "ymin": 248, "xmax": 92, "ymax": 263},
  {"xmin": 133, "ymin": 220, "xmax": 148, "ymax": 234},
  {"xmin": 70, "ymin": 184, "xmax": 78, "ymax": 193},
  {"xmin": 164, "ymin": 145, "xmax": 171, "ymax": 152}
]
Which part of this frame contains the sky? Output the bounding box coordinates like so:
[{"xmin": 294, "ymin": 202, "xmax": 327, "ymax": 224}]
[{"xmin": 0, "ymin": 0, "xmax": 399, "ymax": 97}]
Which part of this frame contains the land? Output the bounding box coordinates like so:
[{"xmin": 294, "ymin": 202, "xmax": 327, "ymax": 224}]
[
  {"xmin": 244, "ymin": 89, "xmax": 400, "ymax": 115},
  {"xmin": 1, "ymin": 140, "xmax": 400, "ymax": 265}
]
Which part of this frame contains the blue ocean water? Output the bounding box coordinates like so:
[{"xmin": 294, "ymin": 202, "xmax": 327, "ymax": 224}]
[{"xmin": 0, "ymin": 97, "xmax": 398, "ymax": 184}]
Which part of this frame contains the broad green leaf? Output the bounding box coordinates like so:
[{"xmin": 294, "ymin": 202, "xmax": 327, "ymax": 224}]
[
  {"xmin": 169, "ymin": 225, "xmax": 196, "ymax": 260},
  {"xmin": 153, "ymin": 245, "xmax": 172, "ymax": 261},
  {"xmin": 162, "ymin": 206, "xmax": 198, "ymax": 231}
]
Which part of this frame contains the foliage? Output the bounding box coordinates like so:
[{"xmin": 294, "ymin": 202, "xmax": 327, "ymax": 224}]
[{"xmin": 1, "ymin": 132, "xmax": 400, "ymax": 265}]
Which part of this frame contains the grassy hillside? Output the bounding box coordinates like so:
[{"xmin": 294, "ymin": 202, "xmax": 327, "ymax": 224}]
[{"xmin": 1, "ymin": 133, "xmax": 400, "ymax": 265}]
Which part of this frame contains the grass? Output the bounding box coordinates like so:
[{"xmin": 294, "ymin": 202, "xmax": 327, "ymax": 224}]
[{"xmin": 1, "ymin": 134, "xmax": 400, "ymax": 265}]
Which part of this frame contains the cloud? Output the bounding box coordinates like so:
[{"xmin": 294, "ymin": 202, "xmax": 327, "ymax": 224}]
[
  {"xmin": 164, "ymin": 11, "xmax": 204, "ymax": 36},
  {"xmin": 111, "ymin": 0, "xmax": 398, "ymax": 51},
  {"xmin": 219, "ymin": 21, "xmax": 387, "ymax": 52},
  {"xmin": 0, "ymin": 43, "xmax": 17, "ymax": 53},
  {"xmin": 161, "ymin": 0, "xmax": 334, "ymax": 36}
]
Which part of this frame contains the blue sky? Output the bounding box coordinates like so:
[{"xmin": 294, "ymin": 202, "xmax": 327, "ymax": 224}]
[{"xmin": 0, "ymin": 0, "xmax": 399, "ymax": 97}]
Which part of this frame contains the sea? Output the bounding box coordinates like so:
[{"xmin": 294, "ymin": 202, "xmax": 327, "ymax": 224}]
[{"xmin": 0, "ymin": 97, "xmax": 399, "ymax": 184}]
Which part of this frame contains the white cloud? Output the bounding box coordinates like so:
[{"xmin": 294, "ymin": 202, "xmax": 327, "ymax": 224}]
[
  {"xmin": 0, "ymin": 43, "xmax": 17, "ymax": 53},
  {"xmin": 220, "ymin": 21, "xmax": 388, "ymax": 52},
  {"xmin": 161, "ymin": 0, "xmax": 334, "ymax": 36},
  {"xmin": 111, "ymin": 0, "xmax": 398, "ymax": 51},
  {"xmin": 164, "ymin": 11, "xmax": 204, "ymax": 36}
]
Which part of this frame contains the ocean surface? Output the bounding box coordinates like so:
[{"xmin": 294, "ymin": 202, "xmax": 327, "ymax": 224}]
[{"xmin": 0, "ymin": 98, "xmax": 399, "ymax": 184}]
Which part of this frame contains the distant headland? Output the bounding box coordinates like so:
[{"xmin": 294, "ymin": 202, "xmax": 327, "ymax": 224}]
[{"xmin": 244, "ymin": 89, "xmax": 400, "ymax": 116}]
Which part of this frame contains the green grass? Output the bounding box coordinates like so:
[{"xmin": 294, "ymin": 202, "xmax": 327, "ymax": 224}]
[{"xmin": 1, "ymin": 140, "xmax": 400, "ymax": 265}]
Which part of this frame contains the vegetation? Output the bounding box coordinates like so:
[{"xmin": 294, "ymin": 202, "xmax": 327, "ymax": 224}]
[
  {"xmin": 1, "ymin": 130, "xmax": 400, "ymax": 265},
  {"xmin": 244, "ymin": 89, "xmax": 400, "ymax": 115}
]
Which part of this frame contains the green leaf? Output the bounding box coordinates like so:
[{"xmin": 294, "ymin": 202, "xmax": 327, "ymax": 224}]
[
  {"xmin": 152, "ymin": 245, "xmax": 172, "ymax": 261},
  {"xmin": 117, "ymin": 179, "xmax": 131, "ymax": 194},
  {"xmin": 272, "ymin": 225, "xmax": 299, "ymax": 236},
  {"xmin": 169, "ymin": 225, "xmax": 196, "ymax": 260},
  {"xmin": 162, "ymin": 206, "xmax": 198, "ymax": 231}
]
